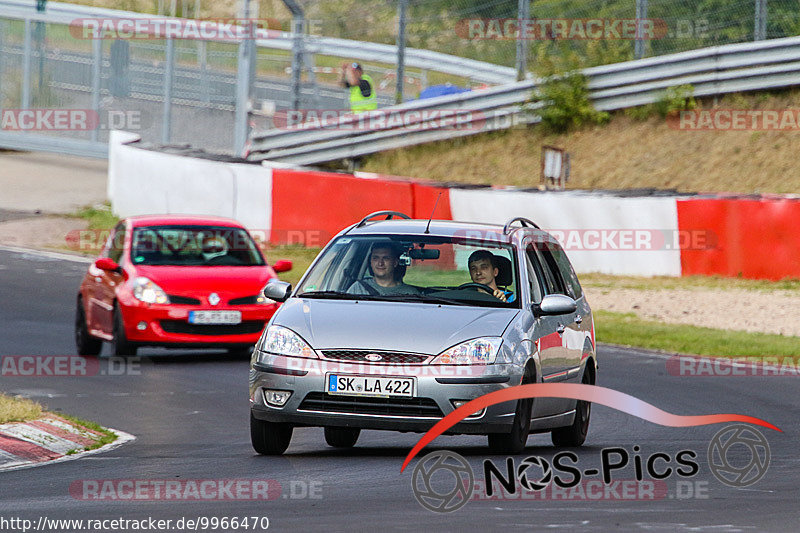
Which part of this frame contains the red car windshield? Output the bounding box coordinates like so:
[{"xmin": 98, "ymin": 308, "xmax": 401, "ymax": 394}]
[{"xmin": 131, "ymin": 226, "xmax": 265, "ymax": 267}]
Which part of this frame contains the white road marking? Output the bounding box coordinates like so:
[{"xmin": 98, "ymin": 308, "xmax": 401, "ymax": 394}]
[{"xmin": 0, "ymin": 245, "xmax": 93, "ymax": 263}]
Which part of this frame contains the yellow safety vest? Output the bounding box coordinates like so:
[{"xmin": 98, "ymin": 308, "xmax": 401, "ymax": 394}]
[{"xmin": 349, "ymin": 73, "xmax": 377, "ymax": 112}]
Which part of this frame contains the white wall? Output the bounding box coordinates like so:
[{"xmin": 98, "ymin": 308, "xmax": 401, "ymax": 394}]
[
  {"xmin": 449, "ymin": 188, "xmax": 681, "ymax": 276},
  {"xmin": 108, "ymin": 130, "xmax": 272, "ymax": 234}
]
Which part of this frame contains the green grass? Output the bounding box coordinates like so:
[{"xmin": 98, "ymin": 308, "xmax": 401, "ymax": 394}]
[
  {"xmin": 56, "ymin": 412, "xmax": 117, "ymax": 451},
  {"xmin": 263, "ymin": 245, "xmax": 321, "ymax": 286},
  {"xmin": 581, "ymin": 273, "xmax": 800, "ymax": 293},
  {"xmin": 72, "ymin": 203, "xmax": 120, "ymax": 231},
  {"xmin": 595, "ymin": 310, "xmax": 800, "ymax": 357}
]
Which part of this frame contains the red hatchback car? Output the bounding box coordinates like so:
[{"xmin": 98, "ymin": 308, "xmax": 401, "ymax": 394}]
[{"xmin": 75, "ymin": 215, "xmax": 292, "ymax": 356}]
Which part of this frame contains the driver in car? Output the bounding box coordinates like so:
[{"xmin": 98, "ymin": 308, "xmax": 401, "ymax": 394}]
[
  {"xmin": 467, "ymin": 250, "xmax": 514, "ymax": 303},
  {"xmin": 347, "ymin": 243, "xmax": 420, "ymax": 296}
]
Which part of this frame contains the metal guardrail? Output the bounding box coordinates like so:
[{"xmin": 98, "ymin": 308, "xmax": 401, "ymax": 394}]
[
  {"xmin": 0, "ymin": 0, "xmax": 516, "ymax": 85},
  {"xmin": 248, "ymin": 35, "xmax": 800, "ymax": 165}
]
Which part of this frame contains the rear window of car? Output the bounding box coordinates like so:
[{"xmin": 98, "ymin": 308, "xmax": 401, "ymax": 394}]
[{"xmin": 543, "ymin": 242, "xmax": 583, "ymax": 300}]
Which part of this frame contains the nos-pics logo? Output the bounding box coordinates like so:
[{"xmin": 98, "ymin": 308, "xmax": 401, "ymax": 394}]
[{"xmin": 411, "ymin": 424, "xmax": 770, "ymax": 513}]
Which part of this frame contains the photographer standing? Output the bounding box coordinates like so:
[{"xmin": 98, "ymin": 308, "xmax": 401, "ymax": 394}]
[{"xmin": 340, "ymin": 62, "xmax": 377, "ymax": 113}]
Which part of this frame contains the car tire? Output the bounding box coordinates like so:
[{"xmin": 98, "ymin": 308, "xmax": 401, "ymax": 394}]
[
  {"xmin": 324, "ymin": 427, "xmax": 360, "ymax": 448},
  {"xmin": 250, "ymin": 413, "xmax": 293, "ymax": 455},
  {"xmin": 111, "ymin": 303, "xmax": 137, "ymax": 357},
  {"xmin": 551, "ymin": 369, "xmax": 592, "ymax": 447},
  {"xmin": 487, "ymin": 366, "xmax": 534, "ymax": 454},
  {"xmin": 75, "ymin": 298, "xmax": 102, "ymax": 356}
]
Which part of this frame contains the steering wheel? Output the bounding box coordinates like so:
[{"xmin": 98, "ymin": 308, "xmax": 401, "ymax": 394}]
[{"xmin": 456, "ymin": 282, "xmax": 496, "ymax": 293}]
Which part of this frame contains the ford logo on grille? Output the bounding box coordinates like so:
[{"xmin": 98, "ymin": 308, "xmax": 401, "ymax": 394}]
[{"xmin": 365, "ymin": 353, "xmax": 383, "ymax": 362}]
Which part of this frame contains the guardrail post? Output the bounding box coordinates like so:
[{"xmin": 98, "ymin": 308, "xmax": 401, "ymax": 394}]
[
  {"xmin": 0, "ymin": 19, "xmax": 5, "ymax": 103},
  {"xmin": 396, "ymin": 0, "xmax": 407, "ymax": 104},
  {"xmin": 635, "ymin": 0, "xmax": 648, "ymax": 60},
  {"xmin": 198, "ymin": 40, "xmax": 210, "ymax": 104},
  {"xmin": 91, "ymin": 35, "xmax": 102, "ymax": 142},
  {"xmin": 754, "ymin": 0, "xmax": 767, "ymax": 41},
  {"xmin": 305, "ymin": 49, "xmax": 319, "ymax": 109},
  {"xmin": 234, "ymin": 21, "xmax": 254, "ymax": 155},
  {"xmin": 22, "ymin": 18, "xmax": 32, "ymax": 109},
  {"xmin": 162, "ymin": 37, "xmax": 174, "ymax": 145},
  {"xmin": 290, "ymin": 17, "xmax": 303, "ymax": 111},
  {"xmin": 515, "ymin": 0, "xmax": 529, "ymax": 81}
]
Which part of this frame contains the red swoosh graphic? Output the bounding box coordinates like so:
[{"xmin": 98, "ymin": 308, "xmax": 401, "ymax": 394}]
[{"xmin": 401, "ymin": 383, "xmax": 781, "ymax": 472}]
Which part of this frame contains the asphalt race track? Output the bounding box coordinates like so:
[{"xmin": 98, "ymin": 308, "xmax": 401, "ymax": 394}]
[{"xmin": 1, "ymin": 246, "xmax": 798, "ymax": 532}]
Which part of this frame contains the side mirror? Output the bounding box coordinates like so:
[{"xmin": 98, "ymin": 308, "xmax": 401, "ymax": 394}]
[
  {"xmin": 532, "ymin": 294, "xmax": 577, "ymax": 317},
  {"xmin": 95, "ymin": 257, "xmax": 121, "ymax": 273},
  {"xmin": 272, "ymin": 259, "xmax": 293, "ymax": 273},
  {"xmin": 263, "ymin": 281, "xmax": 292, "ymax": 302}
]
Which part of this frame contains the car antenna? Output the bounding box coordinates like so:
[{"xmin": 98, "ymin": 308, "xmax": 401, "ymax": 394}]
[{"xmin": 424, "ymin": 192, "xmax": 442, "ymax": 234}]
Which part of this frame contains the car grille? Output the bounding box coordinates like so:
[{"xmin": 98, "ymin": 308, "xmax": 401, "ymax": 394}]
[
  {"xmin": 228, "ymin": 295, "xmax": 260, "ymax": 305},
  {"xmin": 320, "ymin": 350, "xmax": 429, "ymax": 364},
  {"xmin": 159, "ymin": 320, "xmax": 266, "ymax": 336},
  {"xmin": 167, "ymin": 295, "xmax": 201, "ymax": 305},
  {"xmin": 298, "ymin": 392, "xmax": 443, "ymax": 418}
]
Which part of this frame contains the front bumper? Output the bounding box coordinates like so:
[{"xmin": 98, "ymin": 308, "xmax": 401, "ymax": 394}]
[
  {"xmin": 119, "ymin": 300, "xmax": 279, "ymax": 346},
  {"xmin": 249, "ymin": 351, "xmax": 524, "ymax": 434}
]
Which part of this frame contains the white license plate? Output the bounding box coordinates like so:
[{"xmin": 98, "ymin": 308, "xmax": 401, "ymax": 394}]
[
  {"xmin": 326, "ymin": 374, "xmax": 414, "ymax": 398},
  {"xmin": 188, "ymin": 310, "xmax": 242, "ymax": 325}
]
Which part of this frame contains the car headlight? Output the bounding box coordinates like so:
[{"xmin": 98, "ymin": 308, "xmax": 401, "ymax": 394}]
[
  {"xmin": 432, "ymin": 337, "xmax": 503, "ymax": 365},
  {"xmin": 132, "ymin": 277, "xmax": 169, "ymax": 304},
  {"xmin": 256, "ymin": 284, "xmax": 276, "ymax": 305},
  {"xmin": 258, "ymin": 325, "xmax": 317, "ymax": 359}
]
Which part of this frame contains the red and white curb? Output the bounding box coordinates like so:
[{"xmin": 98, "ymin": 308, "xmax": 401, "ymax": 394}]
[{"xmin": 0, "ymin": 414, "xmax": 134, "ymax": 472}]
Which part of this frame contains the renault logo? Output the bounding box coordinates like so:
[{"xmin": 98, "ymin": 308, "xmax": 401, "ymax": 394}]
[
  {"xmin": 208, "ymin": 293, "xmax": 220, "ymax": 306},
  {"xmin": 365, "ymin": 353, "xmax": 383, "ymax": 362}
]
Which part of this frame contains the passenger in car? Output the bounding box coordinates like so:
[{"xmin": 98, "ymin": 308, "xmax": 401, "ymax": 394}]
[
  {"xmin": 347, "ymin": 243, "xmax": 420, "ymax": 296},
  {"xmin": 467, "ymin": 250, "xmax": 515, "ymax": 303}
]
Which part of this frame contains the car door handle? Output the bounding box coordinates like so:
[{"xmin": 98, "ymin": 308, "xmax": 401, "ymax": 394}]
[
  {"xmin": 556, "ymin": 324, "xmax": 565, "ymax": 335},
  {"xmin": 575, "ymin": 314, "xmax": 582, "ymax": 324}
]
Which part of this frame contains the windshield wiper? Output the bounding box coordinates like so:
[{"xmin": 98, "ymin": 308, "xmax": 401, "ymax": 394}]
[
  {"xmin": 296, "ymin": 290, "xmax": 383, "ymax": 300},
  {"xmin": 380, "ymin": 294, "xmax": 471, "ymax": 306}
]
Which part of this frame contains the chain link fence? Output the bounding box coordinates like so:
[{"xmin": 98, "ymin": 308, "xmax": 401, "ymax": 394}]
[{"xmin": 1, "ymin": 0, "xmax": 800, "ymax": 157}]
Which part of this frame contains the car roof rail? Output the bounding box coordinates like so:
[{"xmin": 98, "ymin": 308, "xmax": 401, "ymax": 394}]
[
  {"xmin": 503, "ymin": 217, "xmax": 541, "ymax": 234},
  {"xmin": 355, "ymin": 211, "xmax": 412, "ymax": 228}
]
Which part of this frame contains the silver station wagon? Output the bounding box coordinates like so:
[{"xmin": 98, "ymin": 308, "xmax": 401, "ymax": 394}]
[{"xmin": 249, "ymin": 212, "xmax": 596, "ymax": 454}]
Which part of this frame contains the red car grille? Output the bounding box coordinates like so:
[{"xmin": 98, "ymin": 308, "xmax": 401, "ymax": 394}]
[{"xmin": 166, "ymin": 295, "xmax": 201, "ymax": 305}]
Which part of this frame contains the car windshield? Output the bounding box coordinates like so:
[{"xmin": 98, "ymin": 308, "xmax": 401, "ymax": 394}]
[
  {"xmin": 130, "ymin": 226, "xmax": 265, "ymax": 266},
  {"xmin": 297, "ymin": 235, "xmax": 519, "ymax": 308}
]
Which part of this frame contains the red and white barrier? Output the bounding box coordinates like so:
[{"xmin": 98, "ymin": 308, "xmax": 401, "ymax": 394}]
[{"xmin": 108, "ymin": 134, "xmax": 800, "ymax": 280}]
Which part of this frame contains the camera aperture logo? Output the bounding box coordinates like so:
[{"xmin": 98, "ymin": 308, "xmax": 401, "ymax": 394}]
[
  {"xmin": 410, "ymin": 425, "xmax": 771, "ymax": 512},
  {"xmin": 411, "ymin": 451, "xmax": 473, "ymax": 513},
  {"xmin": 708, "ymin": 424, "xmax": 770, "ymax": 487}
]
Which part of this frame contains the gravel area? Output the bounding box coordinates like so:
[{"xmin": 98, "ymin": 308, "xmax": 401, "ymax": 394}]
[
  {"xmin": 0, "ymin": 216, "xmax": 89, "ymax": 252},
  {"xmin": 586, "ymin": 287, "xmax": 800, "ymax": 337}
]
